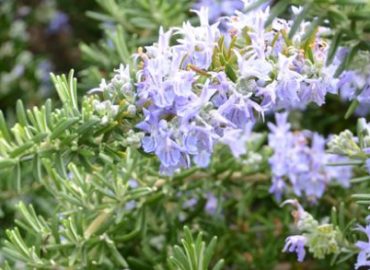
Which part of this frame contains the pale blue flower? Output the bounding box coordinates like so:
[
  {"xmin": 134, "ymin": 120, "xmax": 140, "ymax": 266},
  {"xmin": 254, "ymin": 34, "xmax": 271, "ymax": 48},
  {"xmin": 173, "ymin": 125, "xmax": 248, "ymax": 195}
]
[
  {"xmin": 183, "ymin": 198, "xmax": 198, "ymax": 209},
  {"xmin": 125, "ymin": 4, "xmax": 362, "ymax": 175},
  {"xmin": 48, "ymin": 11, "xmax": 69, "ymax": 34},
  {"xmin": 283, "ymin": 235, "xmax": 307, "ymax": 262},
  {"xmin": 366, "ymin": 159, "xmax": 370, "ymax": 174},
  {"xmin": 193, "ymin": 0, "xmax": 243, "ymax": 23},
  {"xmin": 268, "ymin": 113, "xmax": 351, "ymax": 200},
  {"xmin": 175, "ymin": 8, "xmax": 220, "ymax": 70},
  {"xmin": 128, "ymin": 179, "xmax": 139, "ymax": 189},
  {"xmin": 355, "ymin": 225, "xmax": 370, "ymax": 269},
  {"xmin": 205, "ymin": 193, "xmax": 218, "ymax": 214},
  {"xmin": 358, "ymin": 84, "xmax": 370, "ymax": 104},
  {"xmin": 184, "ymin": 127, "xmax": 213, "ymax": 167},
  {"xmin": 125, "ymin": 200, "xmax": 136, "ymax": 211}
]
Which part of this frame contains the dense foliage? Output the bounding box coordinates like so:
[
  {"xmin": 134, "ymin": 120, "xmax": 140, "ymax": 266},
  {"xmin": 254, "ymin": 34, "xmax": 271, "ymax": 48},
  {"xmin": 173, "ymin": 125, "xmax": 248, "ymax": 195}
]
[{"xmin": 1, "ymin": 0, "xmax": 370, "ymax": 269}]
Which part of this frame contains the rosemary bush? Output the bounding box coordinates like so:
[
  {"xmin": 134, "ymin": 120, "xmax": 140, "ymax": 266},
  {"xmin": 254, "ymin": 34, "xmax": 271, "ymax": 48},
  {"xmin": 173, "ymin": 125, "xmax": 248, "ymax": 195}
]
[{"xmin": 2, "ymin": 0, "xmax": 370, "ymax": 269}]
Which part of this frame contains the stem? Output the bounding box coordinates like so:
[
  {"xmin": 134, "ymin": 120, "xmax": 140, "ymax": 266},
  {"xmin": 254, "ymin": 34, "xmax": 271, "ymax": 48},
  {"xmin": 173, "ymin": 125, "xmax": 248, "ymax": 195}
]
[{"xmin": 84, "ymin": 209, "xmax": 111, "ymax": 239}]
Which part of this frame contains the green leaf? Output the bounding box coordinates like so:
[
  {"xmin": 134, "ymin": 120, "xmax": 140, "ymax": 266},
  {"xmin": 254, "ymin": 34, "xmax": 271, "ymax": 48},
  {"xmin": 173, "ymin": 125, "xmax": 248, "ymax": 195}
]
[
  {"xmin": 0, "ymin": 111, "xmax": 11, "ymax": 142},
  {"xmin": 326, "ymin": 30, "xmax": 343, "ymax": 65},
  {"xmin": 302, "ymin": 16, "xmax": 323, "ymax": 43},
  {"xmin": 204, "ymin": 236, "xmax": 217, "ymax": 268},
  {"xmin": 335, "ymin": 0, "xmax": 368, "ymax": 4},
  {"xmin": 49, "ymin": 117, "xmax": 79, "ymax": 140},
  {"xmin": 14, "ymin": 162, "xmax": 21, "ymax": 192},
  {"xmin": 351, "ymin": 175, "xmax": 370, "ymax": 183},
  {"xmin": 335, "ymin": 43, "xmax": 359, "ymax": 77},
  {"xmin": 265, "ymin": 1, "xmax": 289, "ymax": 27},
  {"xmin": 225, "ymin": 63, "xmax": 237, "ymax": 82},
  {"xmin": 9, "ymin": 142, "xmax": 34, "ymax": 158},
  {"xmin": 16, "ymin": 100, "xmax": 28, "ymax": 126},
  {"xmin": 0, "ymin": 159, "xmax": 17, "ymax": 170},
  {"xmin": 352, "ymin": 193, "xmax": 370, "ymax": 199},
  {"xmin": 169, "ymin": 228, "xmax": 223, "ymax": 270},
  {"xmin": 244, "ymin": 0, "xmax": 269, "ymax": 13},
  {"xmin": 331, "ymin": 207, "xmax": 338, "ymax": 227},
  {"xmin": 288, "ymin": 3, "xmax": 313, "ymax": 39},
  {"xmin": 172, "ymin": 246, "xmax": 189, "ymax": 270},
  {"xmin": 357, "ymin": 118, "xmax": 368, "ymax": 148},
  {"xmin": 344, "ymin": 99, "xmax": 359, "ymax": 119},
  {"xmin": 212, "ymin": 259, "xmax": 225, "ymax": 270},
  {"xmin": 32, "ymin": 155, "xmax": 43, "ymax": 182}
]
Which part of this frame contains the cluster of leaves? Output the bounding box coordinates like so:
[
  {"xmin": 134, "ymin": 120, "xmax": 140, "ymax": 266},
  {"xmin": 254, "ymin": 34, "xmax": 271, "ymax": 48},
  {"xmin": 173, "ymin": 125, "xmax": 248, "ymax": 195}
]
[
  {"xmin": 0, "ymin": 70, "xmax": 348, "ymax": 268},
  {"xmin": 0, "ymin": 74, "xmax": 361, "ymax": 268},
  {"xmin": 250, "ymin": 0, "xmax": 370, "ymax": 54},
  {"xmin": 168, "ymin": 227, "xmax": 224, "ymax": 270},
  {"xmin": 2, "ymin": 0, "xmax": 370, "ymax": 269},
  {"xmin": 80, "ymin": 0, "xmax": 194, "ymax": 89}
]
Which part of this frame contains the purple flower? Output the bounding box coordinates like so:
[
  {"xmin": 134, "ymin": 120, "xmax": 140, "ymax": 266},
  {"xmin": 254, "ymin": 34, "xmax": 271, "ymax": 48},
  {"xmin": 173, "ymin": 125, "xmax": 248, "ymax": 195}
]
[
  {"xmin": 37, "ymin": 60, "xmax": 53, "ymax": 83},
  {"xmin": 156, "ymin": 137, "xmax": 182, "ymax": 168},
  {"xmin": 269, "ymin": 176, "xmax": 286, "ymax": 201},
  {"xmin": 268, "ymin": 113, "xmax": 351, "ymax": 200},
  {"xmin": 283, "ymin": 235, "xmax": 307, "ymax": 262},
  {"xmin": 205, "ymin": 193, "xmax": 218, "ymax": 214},
  {"xmin": 355, "ymin": 225, "xmax": 370, "ymax": 269},
  {"xmin": 183, "ymin": 198, "xmax": 198, "ymax": 209},
  {"xmin": 142, "ymin": 136, "xmax": 157, "ymax": 153},
  {"xmin": 358, "ymin": 84, "xmax": 370, "ymax": 104},
  {"xmin": 128, "ymin": 179, "xmax": 139, "ymax": 189},
  {"xmin": 125, "ymin": 200, "xmax": 136, "ymax": 211},
  {"xmin": 134, "ymin": 13, "xmax": 260, "ymax": 174},
  {"xmin": 218, "ymin": 94, "xmax": 261, "ymax": 129},
  {"xmin": 325, "ymin": 154, "xmax": 352, "ymax": 188},
  {"xmin": 184, "ymin": 127, "xmax": 213, "ymax": 167},
  {"xmin": 136, "ymin": 108, "xmax": 161, "ymax": 133},
  {"xmin": 338, "ymin": 71, "xmax": 359, "ymax": 100},
  {"xmin": 355, "ymin": 103, "xmax": 370, "ymax": 117},
  {"xmin": 236, "ymin": 53, "xmax": 273, "ymax": 83},
  {"xmin": 193, "ymin": 0, "xmax": 244, "ymax": 23},
  {"xmin": 219, "ymin": 126, "xmax": 251, "ymax": 157},
  {"xmin": 159, "ymin": 154, "xmax": 190, "ymax": 176},
  {"xmin": 337, "ymin": 69, "xmax": 370, "ymax": 115},
  {"xmin": 37, "ymin": 60, "xmax": 53, "ymax": 96},
  {"xmin": 268, "ymin": 113, "xmax": 294, "ymax": 199},
  {"xmin": 174, "ymin": 8, "xmax": 220, "ymax": 70},
  {"xmin": 121, "ymin": 3, "xmax": 363, "ymax": 176},
  {"xmin": 210, "ymin": 72, "xmax": 231, "ymax": 107},
  {"xmin": 366, "ymin": 159, "xmax": 370, "ymax": 174},
  {"xmin": 47, "ymin": 11, "xmax": 69, "ymax": 34},
  {"xmin": 176, "ymin": 80, "xmax": 216, "ymax": 121},
  {"xmin": 299, "ymin": 79, "xmax": 328, "ymax": 106},
  {"xmin": 275, "ymin": 55, "xmax": 302, "ymax": 108}
]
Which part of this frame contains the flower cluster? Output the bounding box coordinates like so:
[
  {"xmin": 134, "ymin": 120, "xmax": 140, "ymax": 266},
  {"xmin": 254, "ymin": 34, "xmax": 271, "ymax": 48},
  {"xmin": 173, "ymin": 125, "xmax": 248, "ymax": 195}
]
[
  {"xmin": 337, "ymin": 51, "xmax": 370, "ymax": 116},
  {"xmin": 328, "ymin": 118, "xmax": 370, "ymax": 165},
  {"xmin": 282, "ymin": 200, "xmax": 340, "ymax": 262},
  {"xmin": 229, "ymin": 5, "xmax": 340, "ymax": 111},
  {"xmin": 135, "ymin": 9, "xmax": 255, "ymax": 174},
  {"xmin": 132, "ymin": 4, "xmax": 351, "ymax": 174},
  {"xmin": 328, "ymin": 129, "xmax": 362, "ymax": 157},
  {"xmin": 268, "ymin": 113, "xmax": 352, "ymax": 201},
  {"xmin": 91, "ymin": 64, "xmax": 133, "ymax": 99},
  {"xmin": 90, "ymin": 3, "xmax": 364, "ymax": 178}
]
